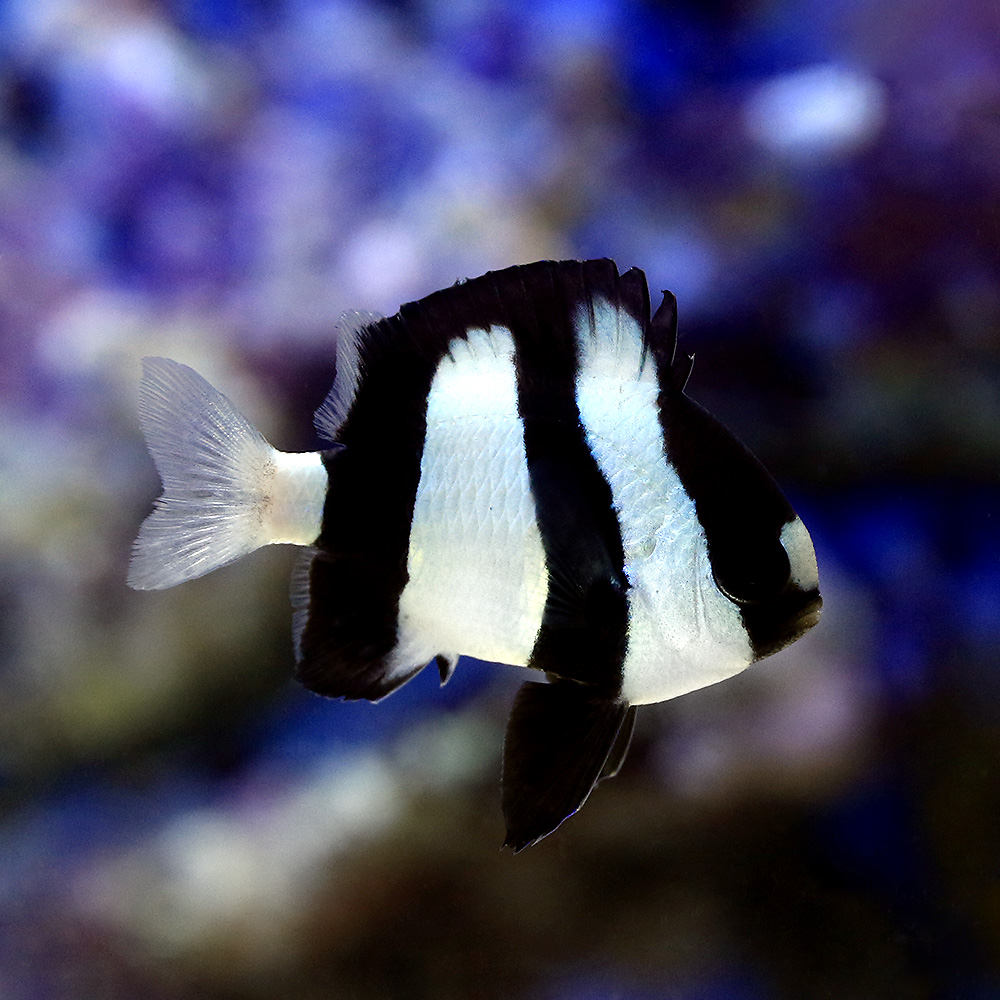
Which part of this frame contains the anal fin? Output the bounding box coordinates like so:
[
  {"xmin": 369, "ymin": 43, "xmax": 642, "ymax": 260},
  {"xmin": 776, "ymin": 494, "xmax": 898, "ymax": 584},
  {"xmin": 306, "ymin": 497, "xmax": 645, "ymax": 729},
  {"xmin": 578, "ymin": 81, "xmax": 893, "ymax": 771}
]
[
  {"xmin": 501, "ymin": 680, "xmax": 631, "ymax": 851},
  {"xmin": 599, "ymin": 704, "xmax": 637, "ymax": 782},
  {"xmin": 291, "ymin": 548, "xmax": 428, "ymax": 701}
]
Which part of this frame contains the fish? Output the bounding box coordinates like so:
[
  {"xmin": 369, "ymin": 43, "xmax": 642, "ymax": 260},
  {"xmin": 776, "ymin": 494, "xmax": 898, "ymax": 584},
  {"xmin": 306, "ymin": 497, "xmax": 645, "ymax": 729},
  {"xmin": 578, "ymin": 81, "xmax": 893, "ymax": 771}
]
[{"xmin": 128, "ymin": 258, "xmax": 822, "ymax": 850}]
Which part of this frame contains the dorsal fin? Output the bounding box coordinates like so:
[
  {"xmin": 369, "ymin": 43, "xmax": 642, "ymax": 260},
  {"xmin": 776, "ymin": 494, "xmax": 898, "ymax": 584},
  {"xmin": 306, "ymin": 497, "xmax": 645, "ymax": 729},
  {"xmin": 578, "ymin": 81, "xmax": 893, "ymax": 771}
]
[
  {"xmin": 673, "ymin": 351, "xmax": 695, "ymax": 392},
  {"xmin": 316, "ymin": 262, "xmax": 662, "ymax": 444},
  {"xmin": 571, "ymin": 265, "xmax": 655, "ymax": 384},
  {"xmin": 314, "ymin": 310, "xmax": 383, "ymax": 442},
  {"xmin": 649, "ymin": 288, "xmax": 696, "ymax": 392}
]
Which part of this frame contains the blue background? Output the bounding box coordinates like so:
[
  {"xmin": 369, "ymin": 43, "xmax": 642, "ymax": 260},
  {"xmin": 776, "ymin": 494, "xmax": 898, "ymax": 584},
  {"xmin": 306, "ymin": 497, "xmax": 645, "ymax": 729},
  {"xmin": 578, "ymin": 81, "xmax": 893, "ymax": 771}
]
[{"xmin": 0, "ymin": 0, "xmax": 998, "ymax": 997}]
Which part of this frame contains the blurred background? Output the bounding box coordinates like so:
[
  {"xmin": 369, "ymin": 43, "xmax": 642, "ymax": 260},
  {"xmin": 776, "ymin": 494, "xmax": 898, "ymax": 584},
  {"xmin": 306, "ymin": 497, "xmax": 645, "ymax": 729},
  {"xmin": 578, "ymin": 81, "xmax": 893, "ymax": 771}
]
[{"xmin": 1, "ymin": 0, "xmax": 998, "ymax": 997}]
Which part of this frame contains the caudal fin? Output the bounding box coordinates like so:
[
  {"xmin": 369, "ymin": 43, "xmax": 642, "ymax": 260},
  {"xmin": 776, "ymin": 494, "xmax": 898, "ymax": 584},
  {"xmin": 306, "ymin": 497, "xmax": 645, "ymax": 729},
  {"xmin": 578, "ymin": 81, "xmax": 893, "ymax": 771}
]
[{"xmin": 128, "ymin": 357, "xmax": 276, "ymax": 590}]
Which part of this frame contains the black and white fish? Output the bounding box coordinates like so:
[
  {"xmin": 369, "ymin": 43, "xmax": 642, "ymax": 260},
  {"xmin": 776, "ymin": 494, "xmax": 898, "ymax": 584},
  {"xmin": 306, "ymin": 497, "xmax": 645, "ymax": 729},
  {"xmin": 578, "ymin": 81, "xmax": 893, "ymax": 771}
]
[{"xmin": 128, "ymin": 259, "xmax": 821, "ymax": 850}]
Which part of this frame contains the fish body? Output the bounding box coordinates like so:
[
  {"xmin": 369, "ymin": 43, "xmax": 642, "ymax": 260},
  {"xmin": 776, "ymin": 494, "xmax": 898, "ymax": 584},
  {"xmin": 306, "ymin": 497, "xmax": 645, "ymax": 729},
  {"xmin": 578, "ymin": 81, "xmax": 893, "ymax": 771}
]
[{"xmin": 129, "ymin": 259, "xmax": 821, "ymax": 849}]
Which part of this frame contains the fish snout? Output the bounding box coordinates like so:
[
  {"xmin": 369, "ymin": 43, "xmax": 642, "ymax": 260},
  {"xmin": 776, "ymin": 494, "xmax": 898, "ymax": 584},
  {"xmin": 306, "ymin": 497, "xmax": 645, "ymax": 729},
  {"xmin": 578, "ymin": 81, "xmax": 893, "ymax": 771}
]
[{"xmin": 795, "ymin": 590, "xmax": 823, "ymax": 634}]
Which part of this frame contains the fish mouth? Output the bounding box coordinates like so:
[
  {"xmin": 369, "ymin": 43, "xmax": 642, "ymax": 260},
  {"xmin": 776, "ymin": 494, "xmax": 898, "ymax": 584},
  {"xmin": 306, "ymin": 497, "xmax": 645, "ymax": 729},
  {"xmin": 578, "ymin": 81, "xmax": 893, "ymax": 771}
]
[
  {"xmin": 745, "ymin": 587, "xmax": 823, "ymax": 661},
  {"xmin": 795, "ymin": 591, "xmax": 823, "ymax": 633}
]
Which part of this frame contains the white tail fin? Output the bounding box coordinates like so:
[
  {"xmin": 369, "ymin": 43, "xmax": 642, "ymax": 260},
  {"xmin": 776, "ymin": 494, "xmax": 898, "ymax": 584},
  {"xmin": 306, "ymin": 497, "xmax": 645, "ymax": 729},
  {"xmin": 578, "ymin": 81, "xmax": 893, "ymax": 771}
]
[{"xmin": 128, "ymin": 357, "xmax": 279, "ymax": 590}]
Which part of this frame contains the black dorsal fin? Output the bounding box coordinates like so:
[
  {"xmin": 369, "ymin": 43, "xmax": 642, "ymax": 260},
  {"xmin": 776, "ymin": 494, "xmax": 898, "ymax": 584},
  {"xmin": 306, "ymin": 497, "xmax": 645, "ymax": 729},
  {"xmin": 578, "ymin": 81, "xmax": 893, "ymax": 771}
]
[
  {"xmin": 650, "ymin": 289, "xmax": 678, "ymax": 360},
  {"xmin": 501, "ymin": 679, "xmax": 631, "ymax": 851},
  {"xmin": 649, "ymin": 288, "xmax": 695, "ymax": 392}
]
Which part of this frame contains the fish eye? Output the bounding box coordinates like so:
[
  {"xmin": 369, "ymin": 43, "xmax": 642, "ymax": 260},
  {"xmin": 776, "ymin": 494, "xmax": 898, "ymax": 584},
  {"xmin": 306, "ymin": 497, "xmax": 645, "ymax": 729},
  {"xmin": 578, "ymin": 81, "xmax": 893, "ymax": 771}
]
[{"xmin": 711, "ymin": 533, "xmax": 792, "ymax": 606}]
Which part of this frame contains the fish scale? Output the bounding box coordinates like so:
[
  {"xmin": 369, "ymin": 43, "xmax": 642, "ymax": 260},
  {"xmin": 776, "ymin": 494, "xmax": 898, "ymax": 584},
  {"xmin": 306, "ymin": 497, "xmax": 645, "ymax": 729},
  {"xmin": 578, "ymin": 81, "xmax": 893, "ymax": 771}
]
[{"xmin": 402, "ymin": 332, "xmax": 546, "ymax": 667}]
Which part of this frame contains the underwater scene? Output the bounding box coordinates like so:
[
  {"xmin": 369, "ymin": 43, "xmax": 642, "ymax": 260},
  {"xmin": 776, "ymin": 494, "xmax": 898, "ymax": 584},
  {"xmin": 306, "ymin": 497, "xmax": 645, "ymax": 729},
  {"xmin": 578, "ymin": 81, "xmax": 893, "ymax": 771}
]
[{"xmin": 1, "ymin": 0, "xmax": 999, "ymax": 997}]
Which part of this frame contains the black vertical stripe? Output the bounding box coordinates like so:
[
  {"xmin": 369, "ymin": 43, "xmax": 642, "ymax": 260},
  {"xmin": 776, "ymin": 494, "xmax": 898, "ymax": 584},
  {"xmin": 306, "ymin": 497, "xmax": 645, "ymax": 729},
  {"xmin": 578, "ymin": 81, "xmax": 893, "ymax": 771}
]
[
  {"xmin": 296, "ymin": 259, "xmax": 645, "ymax": 699},
  {"xmin": 646, "ymin": 289, "xmax": 821, "ymax": 661},
  {"xmin": 510, "ymin": 261, "xmax": 630, "ymax": 693},
  {"xmin": 296, "ymin": 312, "xmax": 446, "ymax": 698}
]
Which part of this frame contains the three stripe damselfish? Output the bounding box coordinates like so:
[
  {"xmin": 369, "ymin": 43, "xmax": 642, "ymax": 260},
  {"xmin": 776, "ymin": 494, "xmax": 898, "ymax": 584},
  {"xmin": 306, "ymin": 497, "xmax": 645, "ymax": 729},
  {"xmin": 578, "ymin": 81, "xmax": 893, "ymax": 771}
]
[{"xmin": 128, "ymin": 258, "xmax": 822, "ymax": 850}]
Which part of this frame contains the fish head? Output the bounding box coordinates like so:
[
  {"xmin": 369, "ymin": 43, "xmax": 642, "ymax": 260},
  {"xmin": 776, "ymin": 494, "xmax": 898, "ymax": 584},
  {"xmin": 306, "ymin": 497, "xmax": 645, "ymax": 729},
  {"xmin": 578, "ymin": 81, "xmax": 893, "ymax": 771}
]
[
  {"xmin": 661, "ymin": 390, "xmax": 823, "ymax": 665},
  {"xmin": 710, "ymin": 512, "xmax": 822, "ymax": 662}
]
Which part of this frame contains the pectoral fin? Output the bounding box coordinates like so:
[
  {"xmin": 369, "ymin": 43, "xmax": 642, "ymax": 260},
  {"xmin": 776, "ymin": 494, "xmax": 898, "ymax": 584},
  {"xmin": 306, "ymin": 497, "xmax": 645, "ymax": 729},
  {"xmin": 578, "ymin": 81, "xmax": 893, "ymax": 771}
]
[
  {"xmin": 501, "ymin": 680, "xmax": 631, "ymax": 851},
  {"xmin": 599, "ymin": 704, "xmax": 637, "ymax": 782}
]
